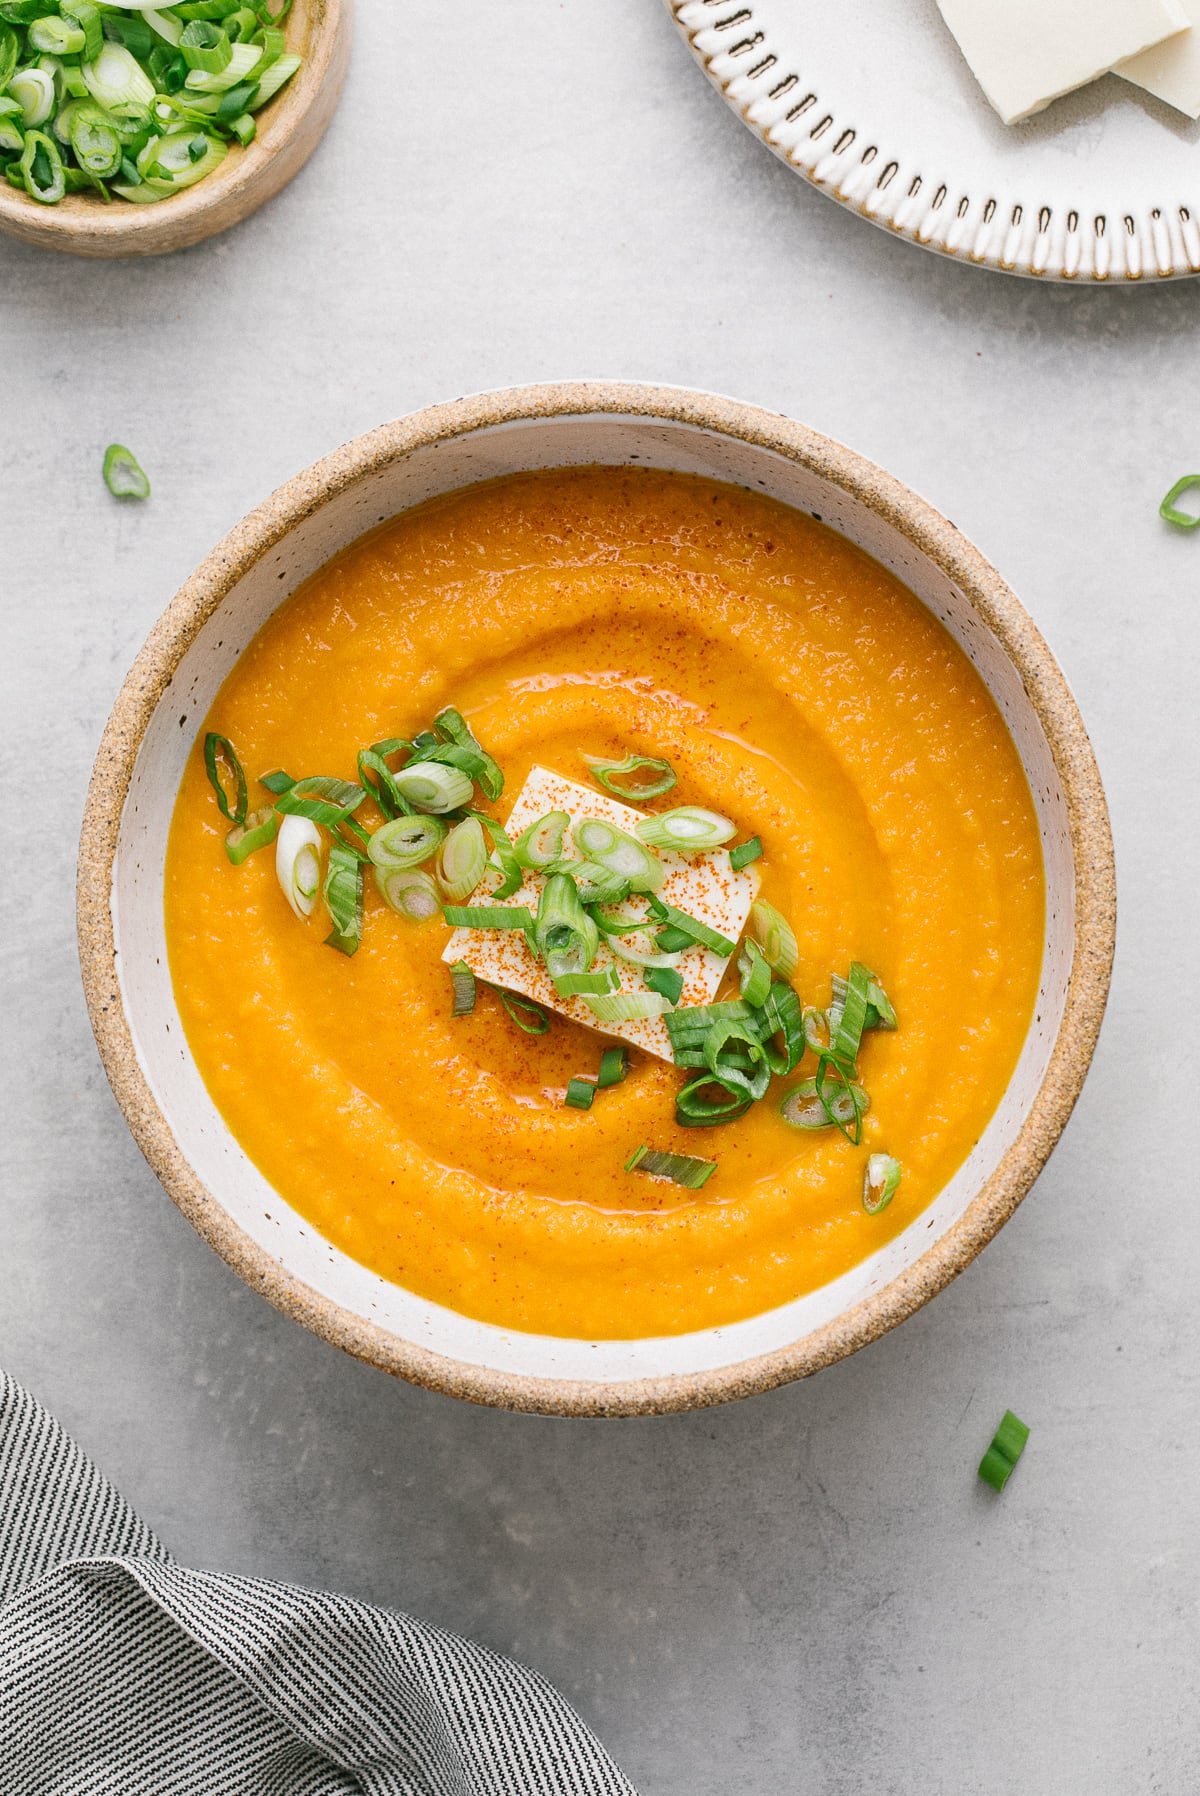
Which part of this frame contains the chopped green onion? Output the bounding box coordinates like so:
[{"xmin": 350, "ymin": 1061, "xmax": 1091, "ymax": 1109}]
[
  {"xmin": 624, "ymin": 1143, "xmax": 716, "ymax": 1189},
  {"xmin": 62, "ymin": 0, "xmax": 102, "ymax": 59},
  {"xmin": 368, "ymin": 814, "xmax": 446, "ymax": 871},
  {"xmin": 581, "ymin": 751, "xmax": 677, "ymax": 800},
  {"xmin": 377, "ymin": 866, "xmax": 440, "ymax": 922},
  {"xmin": 647, "ymin": 897, "xmax": 736, "ymax": 959},
  {"xmin": 357, "ymin": 742, "xmax": 413, "ymax": 819},
  {"xmin": 0, "ymin": 23, "xmax": 19, "ymax": 88},
  {"xmin": 247, "ymin": 46, "xmax": 296, "ymax": 104},
  {"xmin": 178, "ymin": 17, "xmax": 230, "ymax": 70},
  {"xmin": 758, "ymin": 982, "xmax": 805, "ymax": 1077},
  {"xmin": 437, "ymin": 816, "xmax": 488, "ymax": 903},
  {"xmin": 606, "ymin": 928, "xmax": 681, "ymax": 971},
  {"xmin": 259, "ymin": 768, "xmax": 295, "ymax": 795},
  {"xmin": 865, "ymin": 973, "xmax": 898, "ymax": 1032},
  {"xmin": 590, "ymin": 898, "xmax": 651, "ymax": 936},
  {"xmin": 654, "ymin": 925, "xmax": 693, "ymax": 954},
  {"xmin": 495, "ymin": 988, "xmax": 549, "ymax": 1034},
  {"xmin": 442, "ymin": 903, "xmax": 535, "ymax": 931},
  {"xmin": 513, "ymin": 810, "xmax": 568, "ymax": 870},
  {"xmin": 664, "ymin": 998, "xmax": 756, "ymax": 1048},
  {"xmin": 816, "ymin": 1056, "xmax": 869, "ymax": 1143},
  {"xmin": 71, "ymin": 108, "xmax": 123, "ymax": 177},
  {"xmin": 136, "ymin": 126, "xmax": 227, "ymax": 190},
  {"xmin": 224, "ymin": 803, "xmax": 277, "ymax": 866},
  {"xmin": 564, "ymin": 1077, "xmax": 595, "ymax": 1111},
  {"xmin": 729, "ymin": 835, "xmax": 763, "ymax": 871},
  {"xmin": 748, "ymin": 899, "xmax": 799, "ymax": 980},
  {"xmin": 738, "ymin": 940, "xmax": 771, "ymax": 1008},
  {"xmin": 449, "ymin": 959, "xmax": 476, "ymax": 1016},
  {"xmin": 644, "ymin": 965, "xmax": 683, "ymax": 1005},
  {"xmin": 978, "ymin": 1411, "xmax": 1029, "ymax": 1493},
  {"xmin": 1160, "ymin": 475, "xmax": 1200, "ymax": 530},
  {"xmin": 862, "ymin": 1153, "xmax": 902, "ymax": 1214},
  {"xmin": 780, "ymin": 1071, "xmax": 869, "ymax": 1134},
  {"xmin": 634, "ymin": 807, "xmax": 736, "ymax": 852},
  {"xmin": 323, "ymin": 843, "xmax": 363, "ymax": 956},
  {"xmin": 553, "ymin": 967, "xmax": 620, "ymax": 999},
  {"xmin": 29, "ymin": 16, "xmax": 85, "ymax": 55},
  {"xmin": 11, "ymin": 65, "xmax": 54, "ymax": 124},
  {"xmin": 203, "ymin": 730, "xmax": 247, "ymax": 825},
  {"xmin": 275, "ymin": 775, "xmax": 368, "ymax": 850},
  {"xmin": 597, "ymin": 1046, "xmax": 629, "ymax": 1087},
  {"xmin": 561, "ymin": 861, "xmax": 630, "ymax": 905},
  {"xmin": 703, "ymin": 1017, "xmax": 771, "ymax": 1100},
  {"xmin": 574, "ymin": 817, "xmax": 664, "ymax": 893},
  {"xmin": 391, "ymin": 760, "xmax": 474, "ymax": 815},
  {"xmin": 102, "ymin": 441, "xmax": 150, "ymax": 498},
  {"xmin": 275, "ymin": 813, "xmax": 321, "ymax": 920},
  {"xmin": 675, "ymin": 1074, "xmax": 753, "ymax": 1128},
  {"xmin": 535, "ymin": 873, "xmax": 599, "ymax": 979},
  {"xmin": 83, "ymin": 42, "xmax": 155, "ymax": 108},
  {"xmin": 227, "ymin": 108, "xmax": 254, "ymax": 143},
  {"xmin": 470, "ymin": 810, "xmax": 523, "ymax": 901},
  {"xmin": 802, "ymin": 1006, "xmax": 829, "ymax": 1053},
  {"xmin": 828, "ymin": 963, "xmax": 873, "ymax": 1068},
  {"xmin": 582, "ymin": 991, "xmax": 671, "ymax": 1023},
  {"xmin": 19, "ymin": 124, "xmax": 65, "ymax": 200},
  {"xmin": 183, "ymin": 35, "xmax": 259, "ymax": 88}
]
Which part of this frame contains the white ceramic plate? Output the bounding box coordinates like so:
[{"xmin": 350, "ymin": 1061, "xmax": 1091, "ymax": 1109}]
[{"xmin": 666, "ymin": 0, "xmax": 1200, "ymax": 281}]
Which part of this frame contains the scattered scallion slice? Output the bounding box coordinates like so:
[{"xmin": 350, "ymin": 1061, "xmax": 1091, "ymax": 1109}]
[
  {"xmin": 634, "ymin": 807, "xmax": 735, "ymax": 852},
  {"xmin": 729, "ymin": 835, "xmax": 762, "ymax": 871},
  {"xmin": 597, "ymin": 1046, "xmax": 629, "ymax": 1087},
  {"xmin": 224, "ymin": 803, "xmax": 277, "ymax": 866},
  {"xmin": 470, "ymin": 811, "xmax": 523, "ymax": 901},
  {"xmin": 203, "ymin": 730, "xmax": 247, "ymax": 825},
  {"xmin": 1160, "ymin": 475, "xmax": 1200, "ymax": 530},
  {"xmin": 377, "ymin": 866, "xmax": 440, "ymax": 921},
  {"xmin": 703, "ymin": 1016, "xmax": 770, "ymax": 1100},
  {"xmin": 535, "ymin": 873, "xmax": 599, "ymax": 978},
  {"xmin": 368, "ymin": 814, "xmax": 447, "ymax": 871},
  {"xmin": 496, "ymin": 988, "xmax": 549, "ymax": 1034},
  {"xmin": 748, "ymin": 899, "xmax": 799, "ymax": 979},
  {"xmin": 607, "ymin": 928, "xmax": 681, "ymax": 971},
  {"xmin": 647, "ymin": 897, "xmax": 736, "ymax": 959},
  {"xmin": 564, "ymin": 1077, "xmax": 595, "ymax": 1111},
  {"xmin": 442, "ymin": 903, "xmax": 535, "ymax": 931},
  {"xmin": 574, "ymin": 817, "xmax": 664, "ymax": 893},
  {"xmin": 102, "ymin": 441, "xmax": 151, "ymax": 498},
  {"xmin": 862, "ymin": 1153, "xmax": 902, "ymax": 1214},
  {"xmin": 582, "ymin": 991, "xmax": 671, "ymax": 1023},
  {"xmin": 978, "ymin": 1411, "xmax": 1029, "ymax": 1493},
  {"xmin": 802, "ymin": 1006, "xmax": 829, "ymax": 1053},
  {"xmin": 780, "ymin": 1072, "xmax": 869, "ymax": 1134},
  {"xmin": 758, "ymin": 982, "xmax": 805, "ymax": 1077},
  {"xmin": 391, "ymin": 760, "xmax": 474, "ymax": 815},
  {"xmin": 437, "ymin": 816, "xmax": 488, "ymax": 903},
  {"xmin": 513, "ymin": 810, "xmax": 569, "ymax": 870},
  {"xmin": 553, "ymin": 968, "xmax": 620, "ymax": 999},
  {"xmin": 644, "ymin": 965, "xmax": 683, "ymax": 1005},
  {"xmin": 582, "ymin": 752, "xmax": 677, "ymax": 800},
  {"xmin": 449, "ymin": 959, "xmax": 476, "ymax": 1016},
  {"xmin": 738, "ymin": 940, "xmax": 771, "ymax": 1008},
  {"xmin": 12, "ymin": 65, "xmax": 55, "ymax": 125},
  {"xmin": 323, "ymin": 843, "xmax": 363, "ymax": 956},
  {"xmin": 275, "ymin": 775, "xmax": 368, "ymax": 850},
  {"xmin": 625, "ymin": 1143, "xmax": 716, "ymax": 1189},
  {"xmin": 275, "ymin": 813, "xmax": 321, "ymax": 920},
  {"xmin": 675, "ymin": 1074, "xmax": 753, "ymax": 1128}
]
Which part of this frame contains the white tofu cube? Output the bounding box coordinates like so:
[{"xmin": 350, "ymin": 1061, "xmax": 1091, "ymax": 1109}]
[
  {"xmin": 936, "ymin": 0, "xmax": 1188, "ymax": 124},
  {"xmin": 442, "ymin": 767, "xmax": 759, "ymax": 1061},
  {"xmin": 1115, "ymin": 2, "xmax": 1200, "ymax": 116}
]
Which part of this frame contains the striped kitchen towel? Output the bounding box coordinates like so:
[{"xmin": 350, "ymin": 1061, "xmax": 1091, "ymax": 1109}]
[{"xmin": 0, "ymin": 1370, "xmax": 637, "ymax": 1795}]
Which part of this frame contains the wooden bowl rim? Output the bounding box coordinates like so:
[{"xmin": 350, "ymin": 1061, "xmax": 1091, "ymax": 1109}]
[
  {"xmin": 76, "ymin": 380, "xmax": 1117, "ymax": 1416},
  {"xmin": 0, "ymin": 0, "xmax": 349, "ymax": 257}
]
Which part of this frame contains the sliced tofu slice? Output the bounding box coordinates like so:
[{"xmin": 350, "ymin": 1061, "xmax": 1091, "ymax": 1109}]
[
  {"xmin": 1115, "ymin": 1, "xmax": 1200, "ymax": 116},
  {"xmin": 442, "ymin": 766, "xmax": 759, "ymax": 1062},
  {"xmin": 936, "ymin": 0, "xmax": 1188, "ymax": 124}
]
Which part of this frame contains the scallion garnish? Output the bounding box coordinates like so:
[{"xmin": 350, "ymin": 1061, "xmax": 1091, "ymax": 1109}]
[
  {"xmin": 224, "ymin": 803, "xmax": 277, "ymax": 866},
  {"xmin": 323, "ymin": 843, "xmax": 363, "ymax": 956},
  {"xmin": 260, "ymin": 768, "xmax": 295, "ymax": 795},
  {"xmin": 437, "ymin": 816, "xmax": 488, "ymax": 903},
  {"xmin": 779, "ymin": 1072, "xmax": 870, "ymax": 1134},
  {"xmin": 862, "ymin": 1153, "xmax": 902, "ymax": 1214},
  {"xmin": 597, "ymin": 1046, "xmax": 629, "ymax": 1087},
  {"xmin": 1160, "ymin": 475, "xmax": 1200, "ymax": 530},
  {"xmin": 513, "ymin": 810, "xmax": 569, "ymax": 870},
  {"xmin": 644, "ymin": 965, "xmax": 683, "ymax": 1005},
  {"xmin": 729, "ymin": 836, "xmax": 762, "ymax": 871},
  {"xmin": 470, "ymin": 811, "xmax": 523, "ymax": 901},
  {"xmin": 634, "ymin": 807, "xmax": 735, "ymax": 852},
  {"xmin": 275, "ymin": 775, "xmax": 368, "ymax": 852},
  {"xmin": 654, "ymin": 925, "xmax": 693, "ymax": 954},
  {"xmin": 737, "ymin": 939, "xmax": 771, "ymax": 1009},
  {"xmin": 368, "ymin": 814, "xmax": 447, "ymax": 871},
  {"xmin": 624, "ymin": 1143, "xmax": 716, "ymax": 1189},
  {"xmin": 978, "ymin": 1411, "xmax": 1029, "ymax": 1493},
  {"xmin": 535, "ymin": 873, "xmax": 599, "ymax": 979},
  {"xmin": 574, "ymin": 817, "xmax": 665, "ymax": 893},
  {"xmin": 582, "ymin": 991, "xmax": 671, "ymax": 1023},
  {"xmin": 553, "ymin": 968, "xmax": 620, "ymax": 999},
  {"xmin": 564, "ymin": 1077, "xmax": 595, "ymax": 1111},
  {"xmin": 275, "ymin": 813, "xmax": 321, "ymax": 920},
  {"xmin": 758, "ymin": 982, "xmax": 805, "ymax": 1076},
  {"xmin": 358, "ymin": 741, "xmax": 415, "ymax": 820},
  {"xmin": 203, "ymin": 731, "xmax": 247, "ymax": 825},
  {"xmin": 647, "ymin": 897, "xmax": 736, "ymax": 959},
  {"xmin": 442, "ymin": 903, "xmax": 536, "ymax": 931},
  {"xmin": 377, "ymin": 867, "xmax": 441, "ymax": 921},
  {"xmin": 99, "ymin": 440, "xmax": 150, "ymax": 498},
  {"xmin": 391, "ymin": 760, "xmax": 474, "ymax": 815},
  {"xmin": 814, "ymin": 1055, "xmax": 869, "ymax": 1144},
  {"xmin": 496, "ymin": 988, "xmax": 550, "ymax": 1034},
  {"xmin": 449, "ymin": 959, "xmax": 476, "ymax": 1017},
  {"xmin": 748, "ymin": 899, "xmax": 799, "ymax": 979},
  {"xmin": 582, "ymin": 752, "xmax": 677, "ymax": 800},
  {"xmin": 675, "ymin": 1074, "xmax": 752, "ymax": 1128}
]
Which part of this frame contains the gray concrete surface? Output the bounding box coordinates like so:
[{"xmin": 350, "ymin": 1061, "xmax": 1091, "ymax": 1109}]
[{"xmin": 3, "ymin": 4, "xmax": 1198, "ymax": 1791}]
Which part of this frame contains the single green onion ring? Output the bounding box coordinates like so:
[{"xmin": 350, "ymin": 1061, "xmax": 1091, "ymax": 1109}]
[
  {"xmin": 729, "ymin": 836, "xmax": 763, "ymax": 871},
  {"xmin": 1160, "ymin": 475, "xmax": 1200, "ymax": 529},
  {"xmin": 758, "ymin": 982, "xmax": 805, "ymax": 1077},
  {"xmin": 862, "ymin": 1152, "xmax": 902, "ymax": 1214},
  {"xmin": 203, "ymin": 731, "xmax": 247, "ymax": 826},
  {"xmin": 644, "ymin": 965, "xmax": 684, "ymax": 1006},
  {"xmin": 368, "ymin": 814, "xmax": 447, "ymax": 872},
  {"xmin": 582, "ymin": 991, "xmax": 671, "ymax": 1023},
  {"xmin": 224, "ymin": 804, "xmax": 277, "ymax": 866},
  {"xmin": 647, "ymin": 896, "xmax": 736, "ymax": 959},
  {"xmin": 597, "ymin": 1046, "xmax": 629, "ymax": 1087},
  {"xmin": 377, "ymin": 866, "xmax": 441, "ymax": 921},
  {"xmin": 275, "ymin": 814, "xmax": 321, "ymax": 919},
  {"xmin": 574, "ymin": 817, "xmax": 665, "ymax": 894},
  {"xmin": 634, "ymin": 807, "xmax": 735, "ymax": 852},
  {"xmin": 624, "ymin": 1143, "xmax": 716, "ymax": 1189},
  {"xmin": 554, "ymin": 968, "xmax": 620, "ymax": 999},
  {"xmin": 582, "ymin": 752, "xmax": 677, "ymax": 801},
  {"xmin": 103, "ymin": 442, "xmax": 150, "ymax": 498},
  {"xmin": 748, "ymin": 898, "xmax": 799, "ymax": 980},
  {"xmin": 391, "ymin": 760, "xmax": 474, "ymax": 815},
  {"xmin": 495, "ymin": 988, "xmax": 550, "ymax": 1034},
  {"xmin": 513, "ymin": 810, "xmax": 569, "ymax": 870},
  {"xmin": 738, "ymin": 940, "xmax": 771, "ymax": 1009},
  {"xmin": 324, "ymin": 843, "xmax": 363, "ymax": 956},
  {"xmin": 535, "ymin": 873, "xmax": 599, "ymax": 979},
  {"xmin": 449, "ymin": 960, "xmax": 476, "ymax": 1017},
  {"xmin": 675, "ymin": 1073, "xmax": 753, "ymax": 1128},
  {"xmin": 780, "ymin": 1070, "xmax": 870, "ymax": 1135},
  {"xmin": 470, "ymin": 811, "xmax": 523, "ymax": 901},
  {"xmin": 978, "ymin": 1410, "xmax": 1029, "ymax": 1494},
  {"xmin": 564, "ymin": 1077, "xmax": 596, "ymax": 1111},
  {"xmin": 437, "ymin": 816, "xmax": 488, "ymax": 903}
]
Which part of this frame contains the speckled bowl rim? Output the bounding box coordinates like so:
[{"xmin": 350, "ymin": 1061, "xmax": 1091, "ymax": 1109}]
[{"xmin": 77, "ymin": 381, "xmax": 1116, "ymax": 1417}]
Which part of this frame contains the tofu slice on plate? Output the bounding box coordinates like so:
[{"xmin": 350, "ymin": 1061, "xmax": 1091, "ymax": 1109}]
[
  {"xmin": 1115, "ymin": 0, "xmax": 1200, "ymax": 116},
  {"xmin": 441, "ymin": 767, "xmax": 759, "ymax": 1062}
]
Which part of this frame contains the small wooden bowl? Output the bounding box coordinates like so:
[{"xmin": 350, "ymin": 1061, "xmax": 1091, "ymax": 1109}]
[{"xmin": 0, "ymin": 0, "xmax": 350, "ymax": 258}]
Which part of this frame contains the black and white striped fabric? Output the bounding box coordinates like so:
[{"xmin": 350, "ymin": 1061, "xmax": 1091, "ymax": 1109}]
[{"xmin": 0, "ymin": 1370, "xmax": 637, "ymax": 1795}]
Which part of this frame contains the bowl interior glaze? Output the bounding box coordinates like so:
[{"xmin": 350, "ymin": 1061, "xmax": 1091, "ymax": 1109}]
[{"xmin": 79, "ymin": 385, "xmax": 1114, "ymax": 1414}]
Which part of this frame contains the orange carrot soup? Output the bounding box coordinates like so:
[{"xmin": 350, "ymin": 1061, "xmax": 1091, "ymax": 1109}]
[{"xmin": 164, "ymin": 468, "xmax": 1044, "ymax": 1339}]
